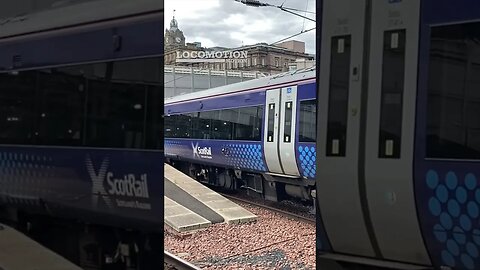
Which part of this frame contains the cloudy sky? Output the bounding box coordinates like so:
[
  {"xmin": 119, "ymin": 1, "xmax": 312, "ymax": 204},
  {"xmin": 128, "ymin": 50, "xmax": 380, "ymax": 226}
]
[{"xmin": 165, "ymin": 0, "xmax": 316, "ymax": 54}]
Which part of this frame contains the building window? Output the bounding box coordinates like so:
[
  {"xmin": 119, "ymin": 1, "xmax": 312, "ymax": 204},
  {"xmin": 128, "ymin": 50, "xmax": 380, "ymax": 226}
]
[
  {"xmin": 261, "ymin": 58, "xmax": 265, "ymax": 66},
  {"xmin": 253, "ymin": 58, "xmax": 257, "ymax": 66},
  {"xmin": 275, "ymin": 57, "xmax": 279, "ymax": 67}
]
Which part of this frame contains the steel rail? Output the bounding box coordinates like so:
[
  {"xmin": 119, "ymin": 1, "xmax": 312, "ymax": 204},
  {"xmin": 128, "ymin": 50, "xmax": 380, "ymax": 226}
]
[
  {"xmin": 221, "ymin": 193, "xmax": 316, "ymax": 225},
  {"xmin": 164, "ymin": 251, "xmax": 201, "ymax": 270}
]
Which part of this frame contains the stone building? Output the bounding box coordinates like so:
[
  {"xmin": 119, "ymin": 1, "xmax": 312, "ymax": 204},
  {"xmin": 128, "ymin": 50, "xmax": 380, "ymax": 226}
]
[
  {"xmin": 164, "ymin": 16, "xmax": 314, "ymax": 75},
  {"xmin": 164, "ymin": 14, "xmax": 185, "ymax": 51}
]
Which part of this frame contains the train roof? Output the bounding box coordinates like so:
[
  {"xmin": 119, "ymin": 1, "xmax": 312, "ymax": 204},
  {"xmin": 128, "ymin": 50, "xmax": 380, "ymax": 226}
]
[
  {"xmin": 165, "ymin": 67, "xmax": 316, "ymax": 105},
  {"xmin": 0, "ymin": 0, "xmax": 162, "ymax": 40}
]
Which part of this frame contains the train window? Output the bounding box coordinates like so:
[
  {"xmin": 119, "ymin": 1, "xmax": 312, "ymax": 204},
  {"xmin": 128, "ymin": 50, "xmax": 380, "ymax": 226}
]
[
  {"xmin": 36, "ymin": 68, "xmax": 85, "ymax": 146},
  {"xmin": 378, "ymin": 30, "xmax": 406, "ymax": 159},
  {"xmin": 212, "ymin": 110, "xmax": 233, "ymax": 140},
  {"xmin": 284, "ymin": 101, "xmax": 293, "ymax": 143},
  {"xmin": 165, "ymin": 105, "xmax": 263, "ymax": 141},
  {"xmin": 0, "ymin": 72, "xmax": 36, "ymax": 145},
  {"xmin": 235, "ymin": 106, "xmax": 262, "ymax": 141},
  {"xmin": 267, "ymin": 103, "xmax": 275, "ymax": 142},
  {"xmin": 326, "ymin": 35, "xmax": 351, "ymax": 156},
  {"xmin": 426, "ymin": 22, "xmax": 480, "ymax": 159},
  {"xmin": 0, "ymin": 57, "xmax": 163, "ymax": 150},
  {"xmin": 299, "ymin": 100, "xmax": 316, "ymax": 142},
  {"xmin": 85, "ymin": 58, "xmax": 162, "ymax": 149},
  {"xmin": 171, "ymin": 114, "xmax": 192, "ymax": 139},
  {"xmin": 164, "ymin": 115, "xmax": 174, "ymax": 138},
  {"xmin": 254, "ymin": 106, "xmax": 264, "ymax": 141},
  {"xmin": 197, "ymin": 111, "xmax": 213, "ymax": 139}
]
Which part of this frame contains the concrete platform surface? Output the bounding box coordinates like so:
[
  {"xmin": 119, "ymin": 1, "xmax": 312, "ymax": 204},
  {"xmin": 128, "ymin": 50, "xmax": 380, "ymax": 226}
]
[
  {"xmin": 164, "ymin": 179, "xmax": 224, "ymax": 223},
  {"xmin": 0, "ymin": 224, "xmax": 82, "ymax": 270},
  {"xmin": 164, "ymin": 196, "xmax": 211, "ymax": 233},
  {"xmin": 165, "ymin": 164, "xmax": 257, "ymax": 224}
]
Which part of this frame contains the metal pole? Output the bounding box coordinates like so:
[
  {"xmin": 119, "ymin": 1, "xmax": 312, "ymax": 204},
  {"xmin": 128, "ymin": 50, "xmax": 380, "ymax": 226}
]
[
  {"xmin": 208, "ymin": 68, "xmax": 212, "ymax": 88},
  {"xmin": 191, "ymin": 66, "xmax": 194, "ymax": 93},
  {"xmin": 172, "ymin": 65, "xmax": 176, "ymax": 97}
]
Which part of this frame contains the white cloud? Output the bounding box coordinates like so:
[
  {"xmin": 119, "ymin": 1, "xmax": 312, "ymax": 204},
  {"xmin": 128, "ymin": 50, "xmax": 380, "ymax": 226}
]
[{"xmin": 165, "ymin": 0, "xmax": 316, "ymax": 54}]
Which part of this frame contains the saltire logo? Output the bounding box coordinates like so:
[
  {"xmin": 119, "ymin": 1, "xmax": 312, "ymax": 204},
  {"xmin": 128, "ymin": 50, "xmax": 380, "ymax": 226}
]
[
  {"xmin": 86, "ymin": 156, "xmax": 114, "ymax": 209},
  {"xmin": 191, "ymin": 142, "xmax": 212, "ymax": 159}
]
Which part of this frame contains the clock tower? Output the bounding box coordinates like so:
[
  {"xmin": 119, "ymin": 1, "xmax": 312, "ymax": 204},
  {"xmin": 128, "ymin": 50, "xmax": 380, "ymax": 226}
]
[{"xmin": 165, "ymin": 12, "xmax": 185, "ymax": 50}]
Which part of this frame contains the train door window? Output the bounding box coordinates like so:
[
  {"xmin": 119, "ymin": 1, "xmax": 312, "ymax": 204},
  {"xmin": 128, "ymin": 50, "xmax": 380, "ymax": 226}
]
[
  {"xmin": 299, "ymin": 99, "xmax": 316, "ymax": 142},
  {"xmin": 378, "ymin": 30, "xmax": 406, "ymax": 159},
  {"xmin": 426, "ymin": 21, "xmax": 480, "ymax": 159},
  {"xmin": 284, "ymin": 101, "xmax": 293, "ymax": 143},
  {"xmin": 326, "ymin": 35, "xmax": 351, "ymax": 156},
  {"xmin": 267, "ymin": 103, "xmax": 275, "ymax": 142},
  {"xmin": 0, "ymin": 71, "xmax": 36, "ymax": 145}
]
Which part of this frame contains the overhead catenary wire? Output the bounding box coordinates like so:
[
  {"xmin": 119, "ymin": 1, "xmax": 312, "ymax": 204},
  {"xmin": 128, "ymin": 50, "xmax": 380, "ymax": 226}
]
[
  {"xmin": 235, "ymin": 0, "xmax": 315, "ymax": 22},
  {"xmin": 270, "ymin": 27, "xmax": 315, "ymax": 45}
]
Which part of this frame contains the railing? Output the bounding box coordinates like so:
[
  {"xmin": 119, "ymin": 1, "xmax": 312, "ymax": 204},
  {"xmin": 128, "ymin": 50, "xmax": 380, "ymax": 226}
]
[{"xmin": 164, "ymin": 65, "xmax": 268, "ymax": 78}]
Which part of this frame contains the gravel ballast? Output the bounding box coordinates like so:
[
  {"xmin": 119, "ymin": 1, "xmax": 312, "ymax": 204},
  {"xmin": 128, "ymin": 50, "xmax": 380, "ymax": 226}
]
[{"xmin": 165, "ymin": 202, "xmax": 316, "ymax": 269}]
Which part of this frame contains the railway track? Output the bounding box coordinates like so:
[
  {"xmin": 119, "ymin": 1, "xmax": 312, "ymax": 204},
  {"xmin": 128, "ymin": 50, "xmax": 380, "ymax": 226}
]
[
  {"xmin": 220, "ymin": 193, "xmax": 316, "ymax": 225},
  {"xmin": 164, "ymin": 251, "xmax": 201, "ymax": 270}
]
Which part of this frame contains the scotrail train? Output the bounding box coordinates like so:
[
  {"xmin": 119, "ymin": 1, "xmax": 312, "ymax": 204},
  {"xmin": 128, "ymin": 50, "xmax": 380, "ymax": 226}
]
[
  {"xmin": 315, "ymin": 0, "xmax": 480, "ymax": 270},
  {"xmin": 164, "ymin": 67, "xmax": 316, "ymax": 202},
  {"xmin": 167, "ymin": 0, "xmax": 480, "ymax": 269},
  {"xmin": 0, "ymin": 1, "xmax": 163, "ymax": 269}
]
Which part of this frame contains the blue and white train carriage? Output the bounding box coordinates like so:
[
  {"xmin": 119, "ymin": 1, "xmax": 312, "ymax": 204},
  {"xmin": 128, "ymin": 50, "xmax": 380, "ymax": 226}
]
[{"xmin": 164, "ymin": 68, "xmax": 316, "ymax": 201}]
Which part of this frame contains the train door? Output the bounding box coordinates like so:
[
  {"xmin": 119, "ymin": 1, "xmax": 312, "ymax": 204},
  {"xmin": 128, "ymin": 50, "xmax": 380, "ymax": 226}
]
[
  {"xmin": 317, "ymin": 0, "xmax": 375, "ymax": 257},
  {"xmin": 264, "ymin": 87, "xmax": 300, "ymax": 176},
  {"xmin": 362, "ymin": 0, "xmax": 429, "ymax": 264},
  {"xmin": 317, "ymin": 0, "xmax": 430, "ymax": 265}
]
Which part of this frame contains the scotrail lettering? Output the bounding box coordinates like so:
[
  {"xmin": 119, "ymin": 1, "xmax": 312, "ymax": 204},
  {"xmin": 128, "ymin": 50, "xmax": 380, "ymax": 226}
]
[
  {"xmin": 86, "ymin": 156, "xmax": 151, "ymax": 210},
  {"xmin": 192, "ymin": 143, "xmax": 213, "ymax": 159},
  {"xmin": 107, "ymin": 173, "xmax": 149, "ymax": 198}
]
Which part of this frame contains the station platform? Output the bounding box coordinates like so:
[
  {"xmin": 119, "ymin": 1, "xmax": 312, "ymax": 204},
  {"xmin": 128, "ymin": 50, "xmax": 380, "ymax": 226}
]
[
  {"xmin": 0, "ymin": 223, "xmax": 82, "ymax": 270},
  {"xmin": 164, "ymin": 164, "xmax": 257, "ymax": 232},
  {"xmin": 164, "ymin": 196, "xmax": 211, "ymax": 233}
]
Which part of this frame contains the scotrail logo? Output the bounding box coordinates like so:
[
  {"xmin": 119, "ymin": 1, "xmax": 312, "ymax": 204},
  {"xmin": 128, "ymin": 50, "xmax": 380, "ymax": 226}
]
[
  {"xmin": 192, "ymin": 142, "xmax": 212, "ymax": 159},
  {"xmin": 86, "ymin": 156, "xmax": 151, "ymax": 210}
]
